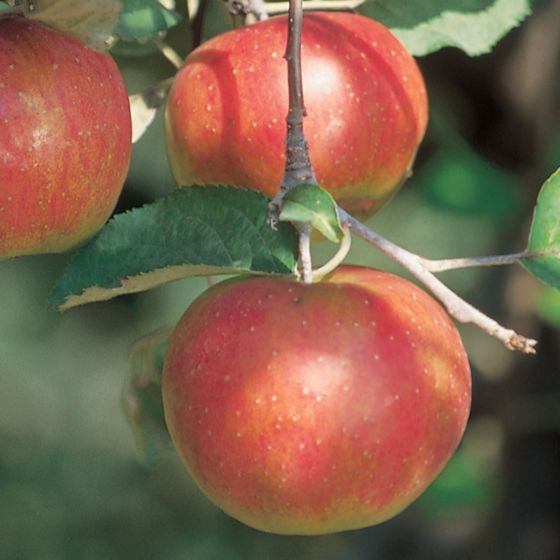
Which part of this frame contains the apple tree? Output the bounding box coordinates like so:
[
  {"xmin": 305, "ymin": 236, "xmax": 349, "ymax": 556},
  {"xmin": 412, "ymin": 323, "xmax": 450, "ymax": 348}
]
[{"xmin": 1, "ymin": 0, "xmax": 559, "ymax": 556}]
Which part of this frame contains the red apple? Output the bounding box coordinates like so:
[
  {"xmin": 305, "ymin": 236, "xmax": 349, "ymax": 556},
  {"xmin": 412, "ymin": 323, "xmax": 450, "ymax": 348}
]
[
  {"xmin": 0, "ymin": 16, "xmax": 132, "ymax": 259},
  {"xmin": 165, "ymin": 12, "xmax": 428, "ymax": 217},
  {"xmin": 163, "ymin": 265, "xmax": 471, "ymax": 534}
]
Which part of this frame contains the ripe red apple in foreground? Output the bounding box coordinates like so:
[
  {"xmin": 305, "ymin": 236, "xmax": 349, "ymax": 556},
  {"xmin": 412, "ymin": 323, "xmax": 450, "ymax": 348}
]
[
  {"xmin": 0, "ymin": 17, "xmax": 132, "ymax": 259},
  {"xmin": 163, "ymin": 265, "xmax": 471, "ymax": 534},
  {"xmin": 165, "ymin": 12, "xmax": 428, "ymax": 217}
]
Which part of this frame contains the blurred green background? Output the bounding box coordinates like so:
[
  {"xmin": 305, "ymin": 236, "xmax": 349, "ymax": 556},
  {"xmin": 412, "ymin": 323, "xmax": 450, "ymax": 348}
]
[{"xmin": 2, "ymin": 1, "xmax": 560, "ymax": 559}]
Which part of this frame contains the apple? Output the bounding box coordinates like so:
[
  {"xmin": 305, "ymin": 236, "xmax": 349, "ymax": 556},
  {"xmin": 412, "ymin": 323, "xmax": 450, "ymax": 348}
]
[
  {"xmin": 165, "ymin": 12, "xmax": 428, "ymax": 217},
  {"xmin": 162, "ymin": 265, "xmax": 471, "ymax": 535},
  {"xmin": 0, "ymin": 16, "xmax": 132, "ymax": 259}
]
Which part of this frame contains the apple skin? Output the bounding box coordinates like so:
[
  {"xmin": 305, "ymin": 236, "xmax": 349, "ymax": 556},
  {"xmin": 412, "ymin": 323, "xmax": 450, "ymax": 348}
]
[
  {"xmin": 163, "ymin": 265, "xmax": 471, "ymax": 535},
  {"xmin": 165, "ymin": 12, "xmax": 428, "ymax": 217},
  {"xmin": 0, "ymin": 17, "xmax": 132, "ymax": 259}
]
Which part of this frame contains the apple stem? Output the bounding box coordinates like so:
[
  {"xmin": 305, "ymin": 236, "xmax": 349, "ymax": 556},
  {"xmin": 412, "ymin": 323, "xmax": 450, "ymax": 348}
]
[
  {"xmin": 421, "ymin": 250, "xmax": 560, "ymax": 272},
  {"xmin": 312, "ymin": 226, "xmax": 352, "ymax": 281},
  {"xmin": 153, "ymin": 38, "xmax": 184, "ymax": 69},
  {"xmin": 264, "ymin": 0, "xmax": 366, "ymax": 15},
  {"xmin": 297, "ymin": 224, "xmax": 313, "ymax": 283},
  {"xmin": 339, "ymin": 208, "xmax": 538, "ymax": 354}
]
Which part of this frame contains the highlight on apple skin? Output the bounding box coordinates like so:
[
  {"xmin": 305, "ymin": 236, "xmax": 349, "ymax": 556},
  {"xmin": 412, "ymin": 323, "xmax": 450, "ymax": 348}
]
[
  {"xmin": 165, "ymin": 12, "xmax": 428, "ymax": 218},
  {"xmin": 162, "ymin": 265, "xmax": 471, "ymax": 535},
  {"xmin": 0, "ymin": 16, "xmax": 132, "ymax": 260}
]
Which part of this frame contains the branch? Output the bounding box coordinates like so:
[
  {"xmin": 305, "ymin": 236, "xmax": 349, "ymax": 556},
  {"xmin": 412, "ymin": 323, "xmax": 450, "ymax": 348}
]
[
  {"xmin": 421, "ymin": 250, "xmax": 559, "ymax": 272},
  {"xmin": 268, "ymin": 0, "xmax": 317, "ymax": 283},
  {"xmin": 264, "ymin": 0, "xmax": 365, "ymax": 15},
  {"xmin": 339, "ymin": 208, "xmax": 537, "ymax": 354},
  {"xmin": 280, "ymin": 0, "xmax": 316, "ymax": 190}
]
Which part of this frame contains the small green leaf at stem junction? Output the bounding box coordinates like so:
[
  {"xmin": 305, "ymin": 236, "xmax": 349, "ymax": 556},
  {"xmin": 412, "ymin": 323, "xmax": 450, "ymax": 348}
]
[
  {"xmin": 279, "ymin": 184, "xmax": 344, "ymax": 243},
  {"xmin": 123, "ymin": 329, "xmax": 171, "ymax": 465},
  {"xmin": 115, "ymin": 0, "xmax": 181, "ymax": 42},
  {"xmin": 49, "ymin": 186, "xmax": 298, "ymax": 311},
  {"xmin": 523, "ymin": 168, "xmax": 560, "ymax": 290},
  {"xmin": 360, "ymin": 0, "xmax": 531, "ymax": 56}
]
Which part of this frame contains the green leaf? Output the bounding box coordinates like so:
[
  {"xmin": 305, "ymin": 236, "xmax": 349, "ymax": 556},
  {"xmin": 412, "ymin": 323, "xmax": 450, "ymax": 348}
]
[
  {"xmin": 115, "ymin": 0, "xmax": 182, "ymax": 42},
  {"xmin": 360, "ymin": 0, "xmax": 532, "ymax": 56},
  {"xmin": 522, "ymin": 168, "xmax": 560, "ymax": 289},
  {"xmin": 279, "ymin": 184, "xmax": 344, "ymax": 243},
  {"xmin": 26, "ymin": 0, "xmax": 122, "ymax": 51},
  {"xmin": 49, "ymin": 186, "xmax": 298, "ymax": 311},
  {"xmin": 123, "ymin": 329, "xmax": 171, "ymax": 465}
]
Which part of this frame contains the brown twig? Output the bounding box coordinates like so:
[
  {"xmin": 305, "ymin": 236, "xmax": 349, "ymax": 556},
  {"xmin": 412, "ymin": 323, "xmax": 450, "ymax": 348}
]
[{"xmin": 268, "ymin": 0, "xmax": 317, "ymax": 283}]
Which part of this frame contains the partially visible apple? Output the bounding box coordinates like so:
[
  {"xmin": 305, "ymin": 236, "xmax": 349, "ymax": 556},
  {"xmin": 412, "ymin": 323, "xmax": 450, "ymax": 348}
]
[
  {"xmin": 165, "ymin": 12, "xmax": 428, "ymax": 217},
  {"xmin": 163, "ymin": 265, "xmax": 471, "ymax": 535},
  {"xmin": 0, "ymin": 16, "xmax": 132, "ymax": 259}
]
